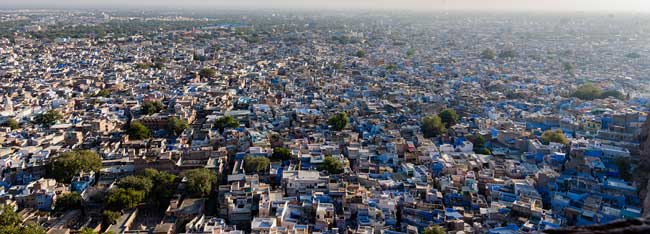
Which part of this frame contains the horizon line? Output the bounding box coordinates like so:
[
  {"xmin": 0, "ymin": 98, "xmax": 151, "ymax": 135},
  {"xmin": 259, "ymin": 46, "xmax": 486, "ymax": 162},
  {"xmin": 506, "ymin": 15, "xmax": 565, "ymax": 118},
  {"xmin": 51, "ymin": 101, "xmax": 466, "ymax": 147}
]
[{"xmin": 2, "ymin": 5, "xmax": 650, "ymax": 15}]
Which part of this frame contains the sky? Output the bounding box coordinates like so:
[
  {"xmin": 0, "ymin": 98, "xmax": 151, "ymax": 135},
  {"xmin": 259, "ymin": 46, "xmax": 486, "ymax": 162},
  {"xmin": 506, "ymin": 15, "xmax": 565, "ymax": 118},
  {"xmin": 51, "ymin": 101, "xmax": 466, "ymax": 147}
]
[{"xmin": 4, "ymin": 0, "xmax": 650, "ymax": 12}]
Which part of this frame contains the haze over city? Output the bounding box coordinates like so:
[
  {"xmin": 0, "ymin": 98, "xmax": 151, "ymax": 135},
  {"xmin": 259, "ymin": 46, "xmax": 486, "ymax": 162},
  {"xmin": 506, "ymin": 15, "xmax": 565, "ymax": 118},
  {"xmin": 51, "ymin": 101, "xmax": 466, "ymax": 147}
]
[
  {"xmin": 2, "ymin": 0, "xmax": 650, "ymax": 234},
  {"xmin": 3, "ymin": 0, "xmax": 650, "ymax": 12}
]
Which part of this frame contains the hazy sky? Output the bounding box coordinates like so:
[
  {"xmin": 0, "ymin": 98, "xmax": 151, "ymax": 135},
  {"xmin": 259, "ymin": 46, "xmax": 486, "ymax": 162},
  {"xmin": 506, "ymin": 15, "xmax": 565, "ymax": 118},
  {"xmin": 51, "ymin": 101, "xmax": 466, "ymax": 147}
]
[{"xmin": 5, "ymin": 0, "xmax": 650, "ymax": 12}]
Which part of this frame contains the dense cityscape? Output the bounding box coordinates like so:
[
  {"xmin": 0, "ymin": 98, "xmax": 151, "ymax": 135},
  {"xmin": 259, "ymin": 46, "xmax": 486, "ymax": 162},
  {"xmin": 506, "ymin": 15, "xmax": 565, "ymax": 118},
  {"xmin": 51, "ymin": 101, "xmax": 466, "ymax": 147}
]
[{"xmin": 1, "ymin": 7, "xmax": 650, "ymax": 234}]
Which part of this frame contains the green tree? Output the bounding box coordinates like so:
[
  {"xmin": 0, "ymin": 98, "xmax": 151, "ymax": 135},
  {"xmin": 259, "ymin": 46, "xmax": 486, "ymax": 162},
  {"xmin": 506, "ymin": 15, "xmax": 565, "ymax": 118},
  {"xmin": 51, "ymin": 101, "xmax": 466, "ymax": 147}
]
[
  {"xmin": 481, "ymin": 48, "xmax": 497, "ymax": 60},
  {"xmin": 572, "ymin": 84, "xmax": 624, "ymax": 100},
  {"xmin": 0, "ymin": 223, "xmax": 45, "ymax": 234},
  {"xmin": 422, "ymin": 115, "xmax": 446, "ymax": 138},
  {"xmin": 563, "ymin": 61, "xmax": 576, "ymax": 75},
  {"xmin": 116, "ymin": 176, "xmax": 153, "ymax": 195},
  {"xmin": 439, "ymin": 109, "xmax": 460, "ymax": 128},
  {"xmin": 406, "ymin": 48, "xmax": 416, "ymax": 57},
  {"xmin": 199, "ymin": 68, "xmax": 216, "ymax": 78},
  {"xmin": 0, "ymin": 205, "xmax": 45, "ymax": 234},
  {"xmin": 214, "ymin": 116, "xmax": 239, "ymax": 132},
  {"xmin": 472, "ymin": 135, "xmax": 486, "ymax": 149},
  {"xmin": 471, "ymin": 134, "xmax": 491, "ymax": 154},
  {"xmin": 271, "ymin": 147, "xmax": 292, "ymax": 161},
  {"xmin": 475, "ymin": 148, "xmax": 492, "ymax": 155},
  {"xmin": 49, "ymin": 150, "xmax": 102, "ymax": 183},
  {"xmin": 319, "ymin": 156, "xmax": 344, "ymax": 174},
  {"xmin": 141, "ymin": 101, "xmax": 164, "ymax": 115},
  {"xmin": 127, "ymin": 121, "xmax": 151, "ymax": 140},
  {"xmin": 0, "ymin": 205, "xmax": 21, "ymax": 227},
  {"xmin": 141, "ymin": 169, "xmax": 177, "ymax": 204},
  {"xmin": 184, "ymin": 168, "xmax": 217, "ymax": 197},
  {"xmin": 135, "ymin": 63, "xmax": 152, "ymax": 69},
  {"xmin": 20, "ymin": 223, "xmax": 46, "ymax": 234},
  {"xmin": 95, "ymin": 89, "xmax": 111, "ymax": 98},
  {"xmin": 327, "ymin": 112, "xmax": 349, "ymax": 131},
  {"xmin": 105, "ymin": 188, "xmax": 146, "ymax": 210},
  {"xmin": 600, "ymin": 90, "xmax": 624, "ymax": 100},
  {"xmin": 54, "ymin": 192, "xmax": 82, "ymax": 212},
  {"xmin": 572, "ymin": 84, "xmax": 602, "ymax": 100},
  {"xmin": 103, "ymin": 210, "xmax": 121, "ymax": 225},
  {"xmin": 167, "ymin": 117, "xmax": 189, "ymax": 136},
  {"xmin": 423, "ymin": 225, "xmax": 446, "ymax": 234},
  {"xmin": 34, "ymin": 109, "xmax": 63, "ymax": 127},
  {"xmin": 80, "ymin": 228, "xmax": 98, "ymax": 234},
  {"xmin": 244, "ymin": 156, "xmax": 270, "ymax": 174},
  {"xmin": 355, "ymin": 50, "xmax": 366, "ymax": 58},
  {"xmin": 541, "ymin": 129, "xmax": 569, "ymax": 145},
  {"xmin": 3, "ymin": 119, "xmax": 19, "ymax": 130}
]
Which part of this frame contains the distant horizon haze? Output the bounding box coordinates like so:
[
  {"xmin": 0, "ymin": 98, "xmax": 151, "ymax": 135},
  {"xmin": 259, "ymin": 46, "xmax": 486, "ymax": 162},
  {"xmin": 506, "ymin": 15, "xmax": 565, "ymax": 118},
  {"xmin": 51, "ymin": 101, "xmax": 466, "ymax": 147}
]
[{"xmin": 2, "ymin": 0, "xmax": 650, "ymax": 13}]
